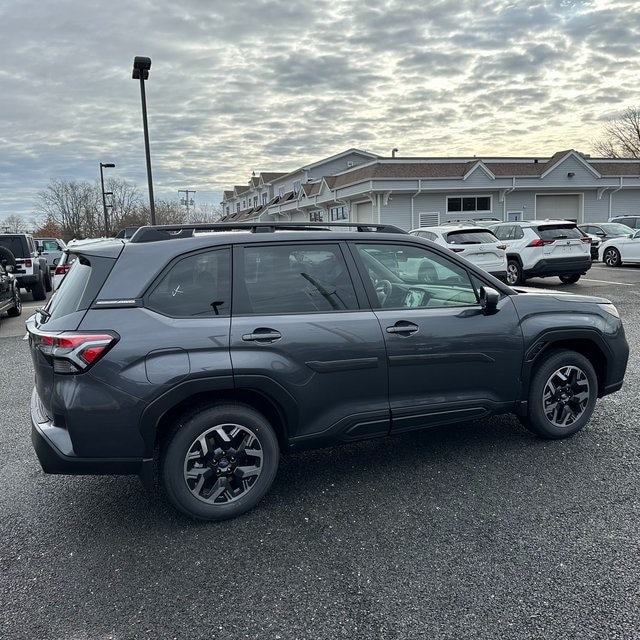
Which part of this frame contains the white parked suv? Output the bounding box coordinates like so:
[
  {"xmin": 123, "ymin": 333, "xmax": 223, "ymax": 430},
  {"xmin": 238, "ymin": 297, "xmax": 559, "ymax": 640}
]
[
  {"xmin": 409, "ymin": 224, "xmax": 507, "ymax": 281},
  {"xmin": 489, "ymin": 220, "xmax": 591, "ymax": 285}
]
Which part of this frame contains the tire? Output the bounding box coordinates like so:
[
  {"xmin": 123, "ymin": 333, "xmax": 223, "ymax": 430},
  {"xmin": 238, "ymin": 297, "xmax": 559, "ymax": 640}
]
[
  {"xmin": 506, "ymin": 259, "xmax": 523, "ymax": 286},
  {"xmin": 520, "ymin": 350, "xmax": 597, "ymax": 439},
  {"xmin": 161, "ymin": 404, "xmax": 280, "ymax": 521},
  {"xmin": 602, "ymin": 247, "xmax": 621, "ymax": 268},
  {"xmin": 44, "ymin": 269, "xmax": 52, "ymax": 293},
  {"xmin": 7, "ymin": 284, "xmax": 22, "ymax": 317},
  {"xmin": 559, "ymin": 274, "xmax": 580, "ymax": 284},
  {"xmin": 31, "ymin": 275, "xmax": 46, "ymax": 301}
]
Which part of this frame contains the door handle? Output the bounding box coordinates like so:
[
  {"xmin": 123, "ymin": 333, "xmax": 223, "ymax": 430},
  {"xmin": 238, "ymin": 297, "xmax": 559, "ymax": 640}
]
[
  {"xmin": 386, "ymin": 321, "xmax": 419, "ymax": 336},
  {"xmin": 242, "ymin": 328, "xmax": 282, "ymax": 342}
]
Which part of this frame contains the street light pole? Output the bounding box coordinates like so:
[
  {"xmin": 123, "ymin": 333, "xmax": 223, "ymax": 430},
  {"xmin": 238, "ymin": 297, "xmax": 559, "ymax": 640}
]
[
  {"xmin": 100, "ymin": 162, "xmax": 115, "ymax": 236},
  {"xmin": 132, "ymin": 56, "xmax": 156, "ymax": 225}
]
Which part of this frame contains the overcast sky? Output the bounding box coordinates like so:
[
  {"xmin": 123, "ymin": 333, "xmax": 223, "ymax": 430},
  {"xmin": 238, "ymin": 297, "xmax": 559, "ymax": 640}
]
[{"xmin": 1, "ymin": 0, "xmax": 639, "ymax": 223}]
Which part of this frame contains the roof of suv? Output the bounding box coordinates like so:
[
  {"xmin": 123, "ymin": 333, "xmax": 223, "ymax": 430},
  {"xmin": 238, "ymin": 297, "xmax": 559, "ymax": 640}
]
[{"xmin": 491, "ymin": 219, "xmax": 577, "ymax": 228}]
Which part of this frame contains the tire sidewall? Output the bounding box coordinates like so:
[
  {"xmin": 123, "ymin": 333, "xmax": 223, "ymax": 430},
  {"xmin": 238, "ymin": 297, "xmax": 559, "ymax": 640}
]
[
  {"xmin": 162, "ymin": 404, "xmax": 280, "ymax": 521},
  {"xmin": 507, "ymin": 259, "xmax": 522, "ymax": 286},
  {"xmin": 604, "ymin": 248, "xmax": 620, "ymax": 267},
  {"xmin": 527, "ymin": 350, "xmax": 597, "ymax": 439}
]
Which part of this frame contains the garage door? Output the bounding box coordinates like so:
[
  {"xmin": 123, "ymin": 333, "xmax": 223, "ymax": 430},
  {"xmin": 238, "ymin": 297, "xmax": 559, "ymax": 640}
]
[
  {"xmin": 353, "ymin": 201, "xmax": 373, "ymax": 223},
  {"xmin": 536, "ymin": 195, "xmax": 580, "ymax": 222}
]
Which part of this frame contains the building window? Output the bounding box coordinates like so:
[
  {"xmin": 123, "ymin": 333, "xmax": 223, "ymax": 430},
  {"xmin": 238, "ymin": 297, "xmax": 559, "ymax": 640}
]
[
  {"xmin": 262, "ymin": 192, "xmax": 268, "ymax": 205},
  {"xmin": 330, "ymin": 206, "xmax": 347, "ymax": 221},
  {"xmin": 253, "ymin": 196, "xmax": 258, "ymax": 207},
  {"xmin": 226, "ymin": 207, "xmax": 230, "ymax": 215},
  {"xmin": 293, "ymin": 180, "xmax": 301, "ymax": 194},
  {"xmin": 278, "ymin": 186, "xmax": 285, "ymax": 198},
  {"xmin": 236, "ymin": 203, "xmax": 240, "ymax": 213},
  {"xmin": 447, "ymin": 196, "xmax": 491, "ymax": 213},
  {"xmin": 310, "ymin": 210, "xmax": 324, "ymax": 222}
]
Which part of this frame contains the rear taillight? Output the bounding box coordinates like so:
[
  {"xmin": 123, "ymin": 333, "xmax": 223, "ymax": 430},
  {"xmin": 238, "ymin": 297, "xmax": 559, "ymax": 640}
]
[
  {"xmin": 497, "ymin": 245, "xmax": 507, "ymax": 250},
  {"xmin": 31, "ymin": 331, "xmax": 118, "ymax": 373},
  {"xmin": 25, "ymin": 258, "xmax": 32, "ymax": 267},
  {"xmin": 581, "ymin": 236, "xmax": 592, "ymax": 244},
  {"xmin": 449, "ymin": 247, "xmax": 465, "ymax": 253},
  {"xmin": 527, "ymin": 238, "xmax": 554, "ymax": 247},
  {"xmin": 54, "ymin": 264, "xmax": 71, "ymax": 276}
]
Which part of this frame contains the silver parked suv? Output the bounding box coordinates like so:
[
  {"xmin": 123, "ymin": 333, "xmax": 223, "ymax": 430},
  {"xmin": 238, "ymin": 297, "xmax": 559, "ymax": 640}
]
[{"xmin": 489, "ymin": 220, "xmax": 591, "ymax": 286}]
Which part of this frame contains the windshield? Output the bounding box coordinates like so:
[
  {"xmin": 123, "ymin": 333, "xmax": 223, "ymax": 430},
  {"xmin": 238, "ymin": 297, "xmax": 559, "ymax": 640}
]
[
  {"xmin": 445, "ymin": 230, "xmax": 498, "ymax": 244},
  {"xmin": 536, "ymin": 225, "xmax": 583, "ymax": 240},
  {"xmin": 600, "ymin": 223, "xmax": 633, "ymax": 235}
]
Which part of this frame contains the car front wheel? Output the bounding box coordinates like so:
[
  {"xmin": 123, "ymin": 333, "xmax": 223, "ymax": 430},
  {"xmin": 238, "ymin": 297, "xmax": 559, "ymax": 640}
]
[
  {"xmin": 162, "ymin": 404, "xmax": 280, "ymax": 521},
  {"xmin": 602, "ymin": 247, "xmax": 621, "ymax": 267},
  {"xmin": 520, "ymin": 350, "xmax": 597, "ymax": 439}
]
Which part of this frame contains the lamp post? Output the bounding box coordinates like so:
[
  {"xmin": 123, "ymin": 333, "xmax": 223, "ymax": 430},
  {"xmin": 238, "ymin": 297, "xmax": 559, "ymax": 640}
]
[
  {"xmin": 99, "ymin": 162, "xmax": 115, "ymax": 236},
  {"xmin": 132, "ymin": 56, "xmax": 156, "ymax": 225},
  {"xmin": 178, "ymin": 189, "xmax": 196, "ymax": 217}
]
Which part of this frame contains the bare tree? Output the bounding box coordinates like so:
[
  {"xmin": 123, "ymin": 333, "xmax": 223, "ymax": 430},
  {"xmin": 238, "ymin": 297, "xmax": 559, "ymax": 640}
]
[
  {"xmin": 593, "ymin": 106, "xmax": 640, "ymax": 158},
  {"xmin": 2, "ymin": 214, "xmax": 26, "ymax": 233}
]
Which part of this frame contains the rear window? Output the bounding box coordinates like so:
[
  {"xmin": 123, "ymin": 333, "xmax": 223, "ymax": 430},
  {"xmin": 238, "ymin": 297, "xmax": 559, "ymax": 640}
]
[
  {"xmin": 45, "ymin": 253, "xmax": 114, "ymax": 321},
  {"xmin": 535, "ymin": 225, "xmax": 583, "ymax": 241},
  {"xmin": 0, "ymin": 237, "xmax": 27, "ymax": 257},
  {"xmin": 445, "ymin": 230, "xmax": 498, "ymax": 244}
]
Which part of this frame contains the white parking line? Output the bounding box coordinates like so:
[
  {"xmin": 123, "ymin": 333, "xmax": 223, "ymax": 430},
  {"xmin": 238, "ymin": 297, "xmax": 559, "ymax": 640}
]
[{"xmin": 582, "ymin": 278, "xmax": 634, "ymax": 286}]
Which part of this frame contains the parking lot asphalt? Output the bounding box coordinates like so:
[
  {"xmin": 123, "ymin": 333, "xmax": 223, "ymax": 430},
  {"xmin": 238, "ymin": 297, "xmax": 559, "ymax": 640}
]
[{"xmin": 1, "ymin": 266, "xmax": 639, "ymax": 640}]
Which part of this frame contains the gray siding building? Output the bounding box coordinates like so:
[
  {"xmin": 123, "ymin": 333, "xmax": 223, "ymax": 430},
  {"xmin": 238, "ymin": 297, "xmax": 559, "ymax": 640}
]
[{"xmin": 220, "ymin": 149, "xmax": 640, "ymax": 229}]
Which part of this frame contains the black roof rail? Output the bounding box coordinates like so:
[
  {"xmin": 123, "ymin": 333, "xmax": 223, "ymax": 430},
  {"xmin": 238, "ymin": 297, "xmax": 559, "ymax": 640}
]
[{"xmin": 129, "ymin": 222, "xmax": 407, "ymax": 243}]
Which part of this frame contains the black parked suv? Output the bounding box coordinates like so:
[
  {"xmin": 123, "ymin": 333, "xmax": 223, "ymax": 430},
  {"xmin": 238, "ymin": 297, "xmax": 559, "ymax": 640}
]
[
  {"xmin": 0, "ymin": 233, "xmax": 51, "ymax": 300},
  {"xmin": 27, "ymin": 223, "xmax": 629, "ymax": 521}
]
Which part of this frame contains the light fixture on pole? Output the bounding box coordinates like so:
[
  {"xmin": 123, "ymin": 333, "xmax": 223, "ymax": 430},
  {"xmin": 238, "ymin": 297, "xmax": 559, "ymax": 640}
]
[
  {"xmin": 132, "ymin": 55, "xmax": 156, "ymax": 225},
  {"xmin": 99, "ymin": 162, "xmax": 116, "ymax": 236},
  {"xmin": 178, "ymin": 189, "xmax": 196, "ymax": 217}
]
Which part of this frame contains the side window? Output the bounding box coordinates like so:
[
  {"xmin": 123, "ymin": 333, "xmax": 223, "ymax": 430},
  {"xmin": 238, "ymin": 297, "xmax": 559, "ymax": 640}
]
[
  {"xmin": 512, "ymin": 225, "xmax": 524, "ymax": 239},
  {"xmin": 492, "ymin": 225, "xmax": 510, "ymax": 241},
  {"xmin": 147, "ymin": 248, "xmax": 231, "ymax": 317},
  {"xmin": 241, "ymin": 244, "xmax": 358, "ymax": 314},
  {"xmin": 354, "ymin": 242, "xmax": 479, "ymax": 310}
]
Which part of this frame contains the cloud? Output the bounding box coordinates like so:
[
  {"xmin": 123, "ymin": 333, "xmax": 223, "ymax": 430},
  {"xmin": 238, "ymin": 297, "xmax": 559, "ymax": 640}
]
[{"xmin": 1, "ymin": 0, "xmax": 639, "ymax": 221}]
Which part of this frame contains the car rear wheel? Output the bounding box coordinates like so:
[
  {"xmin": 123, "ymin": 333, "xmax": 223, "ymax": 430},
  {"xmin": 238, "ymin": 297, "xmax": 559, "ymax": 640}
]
[
  {"xmin": 602, "ymin": 247, "xmax": 621, "ymax": 267},
  {"xmin": 520, "ymin": 350, "xmax": 597, "ymax": 439},
  {"xmin": 31, "ymin": 275, "xmax": 46, "ymax": 301},
  {"xmin": 7, "ymin": 285, "xmax": 22, "ymax": 317},
  {"xmin": 44, "ymin": 269, "xmax": 52, "ymax": 293},
  {"xmin": 559, "ymin": 274, "xmax": 580, "ymax": 284},
  {"xmin": 162, "ymin": 404, "xmax": 280, "ymax": 521},
  {"xmin": 506, "ymin": 259, "xmax": 523, "ymax": 286}
]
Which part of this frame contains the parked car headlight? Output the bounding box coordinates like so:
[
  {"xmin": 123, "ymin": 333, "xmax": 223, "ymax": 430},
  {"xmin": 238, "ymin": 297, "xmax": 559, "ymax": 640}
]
[{"xmin": 598, "ymin": 303, "xmax": 620, "ymax": 318}]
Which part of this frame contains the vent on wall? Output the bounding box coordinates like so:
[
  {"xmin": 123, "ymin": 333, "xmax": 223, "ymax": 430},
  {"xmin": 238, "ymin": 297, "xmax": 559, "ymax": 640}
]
[
  {"xmin": 418, "ymin": 212, "xmax": 440, "ymax": 227},
  {"xmin": 346, "ymin": 161, "xmax": 354, "ymax": 168}
]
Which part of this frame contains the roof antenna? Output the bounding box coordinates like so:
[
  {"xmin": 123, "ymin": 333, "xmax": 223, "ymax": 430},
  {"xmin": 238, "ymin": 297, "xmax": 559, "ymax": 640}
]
[{"xmin": 392, "ymin": 148, "xmax": 398, "ymax": 158}]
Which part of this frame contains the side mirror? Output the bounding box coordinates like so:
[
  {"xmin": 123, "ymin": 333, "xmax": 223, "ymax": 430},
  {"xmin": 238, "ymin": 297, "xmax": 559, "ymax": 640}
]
[{"xmin": 479, "ymin": 286, "xmax": 500, "ymax": 315}]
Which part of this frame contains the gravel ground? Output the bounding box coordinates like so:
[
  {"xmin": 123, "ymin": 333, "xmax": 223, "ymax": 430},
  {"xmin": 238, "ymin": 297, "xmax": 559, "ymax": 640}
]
[{"xmin": 1, "ymin": 274, "xmax": 638, "ymax": 640}]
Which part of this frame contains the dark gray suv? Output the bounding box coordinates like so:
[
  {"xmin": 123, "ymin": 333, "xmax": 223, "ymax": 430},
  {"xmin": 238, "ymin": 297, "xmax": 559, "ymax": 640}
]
[{"xmin": 27, "ymin": 223, "xmax": 629, "ymax": 521}]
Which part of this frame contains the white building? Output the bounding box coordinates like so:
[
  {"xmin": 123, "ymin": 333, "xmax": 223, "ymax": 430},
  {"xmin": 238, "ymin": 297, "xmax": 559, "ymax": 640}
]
[{"xmin": 220, "ymin": 148, "xmax": 640, "ymax": 229}]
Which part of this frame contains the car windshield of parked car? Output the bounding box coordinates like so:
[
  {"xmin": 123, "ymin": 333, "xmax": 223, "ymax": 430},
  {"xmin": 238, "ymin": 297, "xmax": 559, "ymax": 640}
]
[
  {"xmin": 601, "ymin": 223, "xmax": 633, "ymax": 235},
  {"xmin": 444, "ymin": 229, "xmax": 498, "ymax": 244},
  {"xmin": 536, "ymin": 225, "xmax": 583, "ymax": 240}
]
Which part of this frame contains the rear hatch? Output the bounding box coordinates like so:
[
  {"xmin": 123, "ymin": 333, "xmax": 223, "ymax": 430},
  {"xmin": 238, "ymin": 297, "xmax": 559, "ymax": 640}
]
[
  {"xmin": 26, "ymin": 244, "xmax": 122, "ymax": 417},
  {"xmin": 443, "ymin": 228, "xmax": 506, "ymax": 269},
  {"xmin": 534, "ymin": 223, "xmax": 589, "ymax": 257},
  {"xmin": 0, "ymin": 236, "xmax": 30, "ymax": 275}
]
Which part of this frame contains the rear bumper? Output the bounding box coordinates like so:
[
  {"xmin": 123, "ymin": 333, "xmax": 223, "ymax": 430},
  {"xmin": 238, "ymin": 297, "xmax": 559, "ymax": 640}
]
[
  {"xmin": 523, "ymin": 256, "xmax": 591, "ymax": 279},
  {"xmin": 30, "ymin": 388, "xmax": 145, "ymax": 477}
]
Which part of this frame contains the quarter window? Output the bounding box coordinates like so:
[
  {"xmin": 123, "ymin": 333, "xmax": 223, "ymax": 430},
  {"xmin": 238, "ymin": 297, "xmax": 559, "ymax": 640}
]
[{"xmin": 147, "ymin": 249, "xmax": 231, "ymax": 317}]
